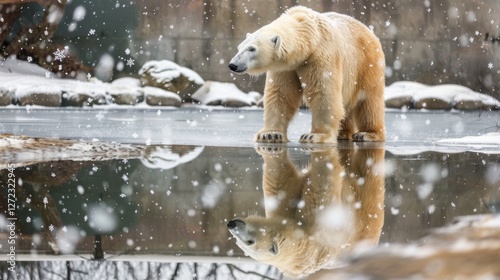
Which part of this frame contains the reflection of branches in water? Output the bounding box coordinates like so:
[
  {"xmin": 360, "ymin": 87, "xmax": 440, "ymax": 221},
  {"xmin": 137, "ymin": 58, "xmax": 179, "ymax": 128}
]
[
  {"xmin": 227, "ymin": 264, "xmax": 280, "ymax": 280},
  {"xmin": 4, "ymin": 261, "xmax": 282, "ymax": 280}
]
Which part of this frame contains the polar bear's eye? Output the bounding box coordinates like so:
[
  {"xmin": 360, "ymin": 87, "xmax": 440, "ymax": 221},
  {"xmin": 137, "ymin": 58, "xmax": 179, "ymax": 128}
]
[
  {"xmin": 248, "ymin": 47, "xmax": 256, "ymax": 52},
  {"xmin": 247, "ymin": 240, "xmax": 255, "ymax": 245},
  {"xmin": 269, "ymin": 243, "xmax": 279, "ymax": 255}
]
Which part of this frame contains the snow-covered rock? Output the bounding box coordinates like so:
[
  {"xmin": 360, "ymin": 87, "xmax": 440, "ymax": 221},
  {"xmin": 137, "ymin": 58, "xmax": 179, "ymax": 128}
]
[
  {"xmin": 0, "ymin": 56, "xmax": 48, "ymax": 77},
  {"xmin": 144, "ymin": 86, "xmax": 181, "ymax": 107},
  {"xmin": 385, "ymin": 81, "xmax": 500, "ymax": 110},
  {"xmin": 192, "ymin": 81, "xmax": 262, "ymax": 107},
  {"xmin": 111, "ymin": 77, "xmax": 142, "ymax": 87},
  {"xmin": 16, "ymin": 84, "xmax": 62, "ymax": 107},
  {"xmin": 107, "ymin": 85, "xmax": 144, "ymax": 105},
  {"xmin": 139, "ymin": 60, "xmax": 204, "ymax": 102}
]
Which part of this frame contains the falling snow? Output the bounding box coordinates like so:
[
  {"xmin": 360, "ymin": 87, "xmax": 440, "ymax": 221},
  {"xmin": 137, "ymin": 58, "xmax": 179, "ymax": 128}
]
[
  {"xmin": 126, "ymin": 58, "xmax": 135, "ymax": 67},
  {"xmin": 53, "ymin": 48, "xmax": 66, "ymax": 62}
]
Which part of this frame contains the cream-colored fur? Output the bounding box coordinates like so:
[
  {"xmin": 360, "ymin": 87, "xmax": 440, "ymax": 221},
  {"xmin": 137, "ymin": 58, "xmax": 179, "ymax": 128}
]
[
  {"xmin": 227, "ymin": 145, "xmax": 385, "ymax": 278},
  {"xmin": 228, "ymin": 6, "xmax": 386, "ymax": 143}
]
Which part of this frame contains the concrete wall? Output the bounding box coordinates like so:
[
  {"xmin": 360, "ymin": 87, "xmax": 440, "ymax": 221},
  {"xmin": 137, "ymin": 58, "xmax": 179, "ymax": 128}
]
[{"xmin": 55, "ymin": 0, "xmax": 500, "ymax": 99}]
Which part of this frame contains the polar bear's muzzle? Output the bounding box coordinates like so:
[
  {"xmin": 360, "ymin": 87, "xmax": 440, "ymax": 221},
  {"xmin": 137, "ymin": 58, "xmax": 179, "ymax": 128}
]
[
  {"xmin": 228, "ymin": 62, "xmax": 247, "ymax": 74},
  {"xmin": 227, "ymin": 219, "xmax": 256, "ymax": 245}
]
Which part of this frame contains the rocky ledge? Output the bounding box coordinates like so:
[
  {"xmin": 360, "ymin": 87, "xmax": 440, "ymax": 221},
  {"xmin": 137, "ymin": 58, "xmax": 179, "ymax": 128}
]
[
  {"xmin": 0, "ymin": 58, "xmax": 261, "ymax": 108},
  {"xmin": 385, "ymin": 81, "xmax": 500, "ymax": 110}
]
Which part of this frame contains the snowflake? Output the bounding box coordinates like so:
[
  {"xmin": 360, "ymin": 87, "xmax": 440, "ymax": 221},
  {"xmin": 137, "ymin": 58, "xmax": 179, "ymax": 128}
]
[
  {"xmin": 49, "ymin": 224, "xmax": 55, "ymax": 231},
  {"xmin": 425, "ymin": 119, "xmax": 431, "ymax": 125},
  {"xmin": 89, "ymin": 29, "xmax": 96, "ymax": 35},
  {"xmin": 27, "ymin": 56, "xmax": 33, "ymax": 63},
  {"xmin": 84, "ymin": 215, "xmax": 88, "ymax": 221},
  {"xmin": 120, "ymin": 193, "xmax": 126, "ymax": 198},
  {"xmin": 62, "ymin": 208, "xmax": 67, "ymax": 213},
  {"xmin": 53, "ymin": 48, "xmax": 66, "ymax": 62},
  {"xmin": 43, "ymin": 197, "xmax": 48, "ymax": 204},
  {"xmin": 385, "ymin": 21, "xmax": 391, "ymax": 27},
  {"xmin": 87, "ymin": 73, "xmax": 92, "ymax": 80},
  {"xmin": 26, "ymin": 198, "xmax": 31, "ymax": 203},
  {"xmin": 126, "ymin": 58, "xmax": 135, "ymax": 67},
  {"xmin": 125, "ymin": 48, "xmax": 131, "ymax": 55},
  {"xmin": 488, "ymin": 63, "xmax": 494, "ymax": 69},
  {"xmin": 45, "ymin": 72, "xmax": 51, "ymax": 79},
  {"xmin": 26, "ymin": 217, "xmax": 31, "ymax": 223}
]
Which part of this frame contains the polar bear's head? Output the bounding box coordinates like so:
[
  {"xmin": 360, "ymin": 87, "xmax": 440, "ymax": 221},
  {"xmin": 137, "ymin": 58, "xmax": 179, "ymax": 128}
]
[
  {"xmin": 228, "ymin": 7, "xmax": 319, "ymax": 76},
  {"xmin": 228, "ymin": 31, "xmax": 282, "ymax": 75},
  {"xmin": 227, "ymin": 216, "xmax": 321, "ymax": 278}
]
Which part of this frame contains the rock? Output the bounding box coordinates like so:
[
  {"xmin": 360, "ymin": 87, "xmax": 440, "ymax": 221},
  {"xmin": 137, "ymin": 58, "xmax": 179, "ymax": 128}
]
[
  {"xmin": 139, "ymin": 60, "xmax": 204, "ymax": 102},
  {"xmin": 385, "ymin": 96, "xmax": 414, "ymax": 109},
  {"xmin": 0, "ymin": 86, "xmax": 14, "ymax": 106},
  {"xmin": 16, "ymin": 85, "xmax": 62, "ymax": 107},
  {"xmin": 107, "ymin": 85, "xmax": 144, "ymax": 105},
  {"xmin": 453, "ymin": 100, "xmax": 483, "ymax": 110},
  {"xmin": 453, "ymin": 92, "xmax": 500, "ymax": 111},
  {"xmin": 221, "ymin": 99, "xmax": 250, "ymax": 107},
  {"xmin": 144, "ymin": 86, "xmax": 181, "ymax": 107},
  {"xmin": 384, "ymin": 81, "xmax": 426, "ymax": 109},
  {"xmin": 192, "ymin": 81, "xmax": 261, "ymax": 107},
  {"xmin": 62, "ymin": 91, "xmax": 107, "ymax": 107},
  {"xmin": 414, "ymin": 98, "xmax": 452, "ymax": 110}
]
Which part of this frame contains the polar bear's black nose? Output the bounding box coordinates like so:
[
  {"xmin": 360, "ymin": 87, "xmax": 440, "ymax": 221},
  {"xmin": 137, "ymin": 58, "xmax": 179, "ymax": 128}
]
[
  {"xmin": 228, "ymin": 63, "xmax": 238, "ymax": 72},
  {"xmin": 227, "ymin": 219, "xmax": 245, "ymax": 229},
  {"xmin": 227, "ymin": 220, "xmax": 237, "ymax": 229}
]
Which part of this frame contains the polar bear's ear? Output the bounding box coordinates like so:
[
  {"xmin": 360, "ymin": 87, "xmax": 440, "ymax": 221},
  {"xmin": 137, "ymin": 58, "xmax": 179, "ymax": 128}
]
[
  {"xmin": 271, "ymin": 35, "xmax": 281, "ymax": 49},
  {"xmin": 246, "ymin": 33, "xmax": 251, "ymax": 38}
]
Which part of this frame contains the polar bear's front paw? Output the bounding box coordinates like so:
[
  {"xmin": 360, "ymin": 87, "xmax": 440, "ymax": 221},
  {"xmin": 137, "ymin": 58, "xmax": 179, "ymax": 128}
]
[
  {"xmin": 352, "ymin": 132, "xmax": 385, "ymax": 142},
  {"xmin": 299, "ymin": 133, "xmax": 336, "ymax": 144},
  {"xmin": 254, "ymin": 131, "xmax": 286, "ymax": 143}
]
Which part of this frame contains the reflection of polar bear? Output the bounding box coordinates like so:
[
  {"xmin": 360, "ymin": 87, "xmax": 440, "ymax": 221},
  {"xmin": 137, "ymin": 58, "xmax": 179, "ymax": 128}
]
[
  {"xmin": 227, "ymin": 145, "xmax": 385, "ymax": 278},
  {"xmin": 229, "ymin": 6, "xmax": 385, "ymax": 143}
]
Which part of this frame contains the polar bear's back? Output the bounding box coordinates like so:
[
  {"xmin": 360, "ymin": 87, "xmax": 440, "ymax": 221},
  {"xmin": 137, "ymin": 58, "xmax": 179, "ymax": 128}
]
[{"xmin": 321, "ymin": 11, "xmax": 372, "ymax": 34}]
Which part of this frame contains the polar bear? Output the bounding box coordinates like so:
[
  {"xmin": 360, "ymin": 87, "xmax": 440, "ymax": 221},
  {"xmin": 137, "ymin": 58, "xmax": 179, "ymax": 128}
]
[
  {"xmin": 228, "ymin": 6, "xmax": 386, "ymax": 143},
  {"xmin": 227, "ymin": 145, "xmax": 385, "ymax": 278}
]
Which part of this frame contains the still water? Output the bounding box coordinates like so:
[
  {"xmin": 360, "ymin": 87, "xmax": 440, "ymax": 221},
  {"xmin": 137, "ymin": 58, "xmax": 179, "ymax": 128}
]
[{"xmin": 0, "ymin": 108, "xmax": 499, "ymax": 279}]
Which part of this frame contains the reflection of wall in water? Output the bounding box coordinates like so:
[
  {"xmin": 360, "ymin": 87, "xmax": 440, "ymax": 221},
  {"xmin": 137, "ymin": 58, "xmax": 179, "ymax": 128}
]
[
  {"xmin": 383, "ymin": 151, "xmax": 498, "ymax": 243},
  {"xmin": 54, "ymin": 0, "xmax": 500, "ymax": 99}
]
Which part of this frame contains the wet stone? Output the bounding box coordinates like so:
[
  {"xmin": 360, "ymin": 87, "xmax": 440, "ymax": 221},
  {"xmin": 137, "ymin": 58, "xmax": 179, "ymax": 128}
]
[
  {"xmin": 453, "ymin": 100, "xmax": 483, "ymax": 110},
  {"xmin": 144, "ymin": 86, "xmax": 181, "ymax": 107},
  {"xmin": 17, "ymin": 86, "xmax": 62, "ymax": 107},
  {"xmin": 62, "ymin": 91, "xmax": 107, "ymax": 107},
  {"xmin": 0, "ymin": 86, "xmax": 13, "ymax": 106},
  {"xmin": 108, "ymin": 85, "xmax": 144, "ymax": 105},
  {"xmin": 385, "ymin": 96, "xmax": 414, "ymax": 109},
  {"xmin": 414, "ymin": 98, "xmax": 452, "ymax": 110}
]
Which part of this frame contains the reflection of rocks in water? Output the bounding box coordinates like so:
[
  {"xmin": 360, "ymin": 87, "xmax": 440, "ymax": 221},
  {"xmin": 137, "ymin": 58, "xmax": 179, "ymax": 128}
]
[
  {"xmin": 0, "ymin": 134, "xmax": 204, "ymax": 255},
  {"xmin": 0, "ymin": 134, "xmax": 203, "ymax": 170},
  {"xmin": 227, "ymin": 145, "xmax": 385, "ymax": 278},
  {"xmin": 329, "ymin": 214, "xmax": 500, "ymax": 279},
  {"xmin": 141, "ymin": 145, "xmax": 204, "ymax": 169}
]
